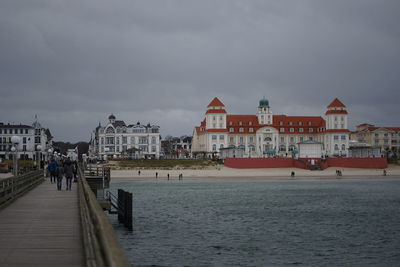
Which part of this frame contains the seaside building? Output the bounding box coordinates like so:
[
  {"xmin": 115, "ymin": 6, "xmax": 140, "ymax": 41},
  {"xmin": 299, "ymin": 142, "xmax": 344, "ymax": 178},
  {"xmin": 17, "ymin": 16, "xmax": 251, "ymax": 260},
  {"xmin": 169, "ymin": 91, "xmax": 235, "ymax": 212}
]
[
  {"xmin": 350, "ymin": 124, "xmax": 400, "ymax": 156},
  {"xmin": 89, "ymin": 114, "xmax": 161, "ymax": 160},
  {"xmin": 0, "ymin": 119, "xmax": 53, "ymax": 161},
  {"xmin": 192, "ymin": 97, "xmax": 350, "ymax": 158},
  {"xmin": 161, "ymin": 136, "xmax": 192, "ymax": 159}
]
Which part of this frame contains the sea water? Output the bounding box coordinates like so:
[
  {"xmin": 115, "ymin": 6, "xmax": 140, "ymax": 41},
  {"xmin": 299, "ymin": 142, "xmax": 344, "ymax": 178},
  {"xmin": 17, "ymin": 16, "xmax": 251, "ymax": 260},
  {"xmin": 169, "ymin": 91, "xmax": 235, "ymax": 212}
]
[{"xmin": 108, "ymin": 179, "xmax": 400, "ymax": 266}]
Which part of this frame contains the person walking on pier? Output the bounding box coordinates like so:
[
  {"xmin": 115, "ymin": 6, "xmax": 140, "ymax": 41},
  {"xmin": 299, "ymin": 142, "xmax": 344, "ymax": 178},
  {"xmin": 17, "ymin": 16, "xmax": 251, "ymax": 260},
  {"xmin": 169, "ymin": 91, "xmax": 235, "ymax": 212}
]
[
  {"xmin": 48, "ymin": 159, "xmax": 57, "ymax": 184},
  {"xmin": 55, "ymin": 161, "xmax": 64, "ymax": 191},
  {"xmin": 64, "ymin": 158, "xmax": 75, "ymax": 191}
]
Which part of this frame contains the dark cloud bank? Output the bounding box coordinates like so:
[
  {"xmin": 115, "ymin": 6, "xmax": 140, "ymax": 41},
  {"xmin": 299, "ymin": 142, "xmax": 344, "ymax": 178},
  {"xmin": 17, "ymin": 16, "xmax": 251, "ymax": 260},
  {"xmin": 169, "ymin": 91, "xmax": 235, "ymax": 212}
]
[{"xmin": 0, "ymin": 0, "xmax": 399, "ymax": 142}]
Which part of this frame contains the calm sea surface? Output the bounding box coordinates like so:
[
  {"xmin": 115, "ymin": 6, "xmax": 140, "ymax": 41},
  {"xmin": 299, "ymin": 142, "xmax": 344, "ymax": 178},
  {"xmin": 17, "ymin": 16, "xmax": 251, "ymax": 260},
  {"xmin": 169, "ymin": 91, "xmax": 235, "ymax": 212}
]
[{"xmin": 108, "ymin": 179, "xmax": 400, "ymax": 267}]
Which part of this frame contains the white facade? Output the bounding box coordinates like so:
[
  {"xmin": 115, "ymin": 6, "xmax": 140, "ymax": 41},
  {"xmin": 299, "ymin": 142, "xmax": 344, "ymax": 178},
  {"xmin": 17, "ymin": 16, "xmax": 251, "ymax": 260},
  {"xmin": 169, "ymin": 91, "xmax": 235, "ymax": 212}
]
[
  {"xmin": 193, "ymin": 97, "xmax": 350, "ymax": 158},
  {"xmin": 0, "ymin": 120, "xmax": 52, "ymax": 161},
  {"xmin": 91, "ymin": 114, "xmax": 161, "ymax": 159}
]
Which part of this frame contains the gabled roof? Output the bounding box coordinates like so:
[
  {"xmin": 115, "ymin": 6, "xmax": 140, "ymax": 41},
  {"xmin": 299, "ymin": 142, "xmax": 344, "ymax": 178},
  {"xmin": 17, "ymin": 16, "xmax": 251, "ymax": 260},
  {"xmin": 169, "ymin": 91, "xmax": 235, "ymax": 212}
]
[
  {"xmin": 327, "ymin": 98, "xmax": 346, "ymax": 108},
  {"xmin": 207, "ymin": 97, "xmax": 225, "ymax": 107}
]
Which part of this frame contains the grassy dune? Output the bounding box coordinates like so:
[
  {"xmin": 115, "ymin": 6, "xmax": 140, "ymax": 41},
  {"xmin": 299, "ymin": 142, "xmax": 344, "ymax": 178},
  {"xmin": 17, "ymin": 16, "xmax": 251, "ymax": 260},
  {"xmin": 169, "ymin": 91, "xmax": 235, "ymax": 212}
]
[{"xmin": 109, "ymin": 159, "xmax": 220, "ymax": 170}]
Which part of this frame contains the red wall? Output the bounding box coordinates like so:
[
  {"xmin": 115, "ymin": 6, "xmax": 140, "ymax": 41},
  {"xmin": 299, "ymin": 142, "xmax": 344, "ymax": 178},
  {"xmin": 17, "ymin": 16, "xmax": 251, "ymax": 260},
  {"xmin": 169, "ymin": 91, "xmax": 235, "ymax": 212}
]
[
  {"xmin": 224, "ymin": 158, "xmax": 294, "ymax": 168},
  {"xmin": 224, "ymin": 157, "xmax": 388, "ymax": 169}
]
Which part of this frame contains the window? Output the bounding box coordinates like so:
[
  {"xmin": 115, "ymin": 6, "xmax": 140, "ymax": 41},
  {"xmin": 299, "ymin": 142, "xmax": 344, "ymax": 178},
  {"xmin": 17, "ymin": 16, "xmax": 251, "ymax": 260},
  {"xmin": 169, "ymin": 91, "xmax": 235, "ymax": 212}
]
[
  {"xmin": 131, "ymin": 137, "xmax": 135, "ymax": 144},
  {"xmin": 249, "ymin": 128, "xmax": 254, "ymax": 133},
  {"xmin": 300, "ymin": 137, "xmax": 304, "ymax": 142},
  {"xmin": 309, "ymin": 136, "xmax": 313, "ymax": 141},
  {"xmin": 116, "ymin": 146, "xmax": 120, "ymax": 152},
  {"xmin": 384, "ymin": 133, "xmax": 388, "ymax": 137},
  {"xmin": 289, "ymin": 122, "xmax": 293, "ymax": 126},
  {"xmin": 341, "ymin": 116, "xmax": 344, "ymax": 121},
  {"xmin": 309, "ymin": 128, "xmax": 313, "ymax": 133},
  {"xmin": 289, "ymin": 128, "xmax": 294, "ymax": 132},
  {"xmin": 23, "ymin": 145, "xmax": 26, "ymax": 151},
  {"xmin": 4, "ymin": 129, "xmax": 7, "ymax": 134},
  {"xmin": 341, "ymin": 144, "xmax": 346, "ymax": 151},
  {"xmin": 334, "ymin": 116, "xmax": 337, "ymax": 121},
  {"xmin": 212, "ymin": 135, "xmax": 217, "ymax": 140},
  {"xmin": 299, "ymin": 128, "xmax": 304, "ymax": 132},
  {"xmin": 229, "ymin": 128, "xmax": 234, "ymax": 132},
  {"xmin": 334, "ymin": 144, "xmax": 339, "ymax": 150},
  {"xmin": 229, "ymin": 137, "xmax": 234, "ymax": 143},
  {"xmin": 219, "ymin": 135, "xmax": 224, "ymax": 140},
  {"xmin": 152, "ymin": 137, "xmax": 157, "ymax": 144},
  {"xmin": 239, "ymin": 121, "xmax": 242, "ymax": 126},
  {"xmin": 220, "ymin": 144, "xmax": 224, "ymax": 149},
  {"xmin": 239, "ymin": 137, "xmax": 244, "ymax": 143},
  {"xmin": 290, "ymin": 137, "xmax": 294, "ymax": 143},
  {"xmin": 106, "ymin": 127, "xmax": 115, "ymax": 134},
  {"xmin": 341, "ymin": 135, "xmax": 346, "ymax": 140},
  {"xmin": 219, "ymin": 123, "xmax": 223, "ymax": 128},
  {"xmin": 213, "ymin": 123, "xmax": 216, "ymax": 128},
  {"xmin": 249, "ymin": 137, "xmax": 254, "ymax": 143},
  {"xmin": 23, "ymin": 137, "xmax": 26, "ymax": 144},
  {"xmin": 308, "ymin": 121, "xmax": 312, "ymax": 126},
  {"xmin": 122, "ymin": 136, "xmax": 127, "ymax": 144},
  {"xmin": 25, "ymin": 129, "xmax": 28, "ymax": 134},
  {"xmin": 249, "ymin": 145, "xmax": 255, "ymax": 152},
  {"xmin": 249, "ymin": 122, "xmax": 252, "ymax": 126},
  {"xmin": 279, "ymin": 145, "xmax": 286, "ymax": 152},
  {"xmin": 101, "ymin": 137, "xmax": 104, "ymax": 144},
  {"xmin": 229, "ymin": 121, "xmax": 233, "ymax": 126},
  {"xmin": 0, "ymin": 129, "xmax": 2, "ymax": 134},
  {"xmin": 20, "ymin": 129, "xmax": 23, "ymax": 134},
  {"xmin": 220, "ymin": 116, "xmax": 223, "ymax": 120},
  {"xmin": 239, "ymin": 128, "xmax": 244, "ymax": 132},
  {"xmin": 14, "ymin": 129, "xmax": 18, "ymax": 134},
  {"xmin": 152, "ymin": 146, "xmax": 156, "ymax": 152},
  {"xmin": 279, "ymin": 121, "xmax": 283, "ymax": 126},
  {"xmin": 334, "ymin": 135, "xmax": 339, "ymax": 140},
  {"xmin": 334, "ymin": 124, "xmax": 338, "ymax": 129},
  {"xmin": 341, "ymin": 124, "xmax": 344, "ymax": 128},
  {"xmin": 212, "ymin": 144, "xmax": 217, "ymax": 151},
  {"xmin": 139, "ymin": 137, "xmax": 148, "ymax": 144},
  {"xmin": 213, "ymin": 116, "xmax": 216, "ymax": 121},
  {"xmin": 116, "ymin": 137, "xmax": 120, "ymax": 144},
  {"xmin": 280, "ymin": 137, "xmax": 285, "ymax": 142},
  {"xmin": 375, "ymin": 133, "xmax": 379, "ymax": 137}
]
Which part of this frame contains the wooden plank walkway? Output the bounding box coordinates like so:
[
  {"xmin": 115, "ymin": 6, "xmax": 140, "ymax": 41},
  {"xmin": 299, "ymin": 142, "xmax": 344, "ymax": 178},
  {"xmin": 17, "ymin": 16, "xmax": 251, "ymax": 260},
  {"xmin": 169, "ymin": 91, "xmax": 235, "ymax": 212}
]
[{"xmin": 0, "ymin": 179, "xmax": 83, "ymax": 267}]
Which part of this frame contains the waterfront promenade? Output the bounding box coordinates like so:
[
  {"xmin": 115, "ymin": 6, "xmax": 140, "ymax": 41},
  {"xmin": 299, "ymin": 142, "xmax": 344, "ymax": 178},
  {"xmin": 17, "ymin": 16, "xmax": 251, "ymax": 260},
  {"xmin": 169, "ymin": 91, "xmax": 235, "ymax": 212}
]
[{"xmin": 0, "ymin": 179, "xmax": 83, "ymax": 266}]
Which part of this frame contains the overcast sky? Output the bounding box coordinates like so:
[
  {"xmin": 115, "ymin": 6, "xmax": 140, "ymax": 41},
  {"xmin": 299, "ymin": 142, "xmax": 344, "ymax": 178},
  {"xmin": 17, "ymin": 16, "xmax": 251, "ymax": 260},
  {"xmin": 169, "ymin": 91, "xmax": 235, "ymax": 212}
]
[{"xmin": 1, "ymin": 1, "xmax": 399, "ymax": 142}]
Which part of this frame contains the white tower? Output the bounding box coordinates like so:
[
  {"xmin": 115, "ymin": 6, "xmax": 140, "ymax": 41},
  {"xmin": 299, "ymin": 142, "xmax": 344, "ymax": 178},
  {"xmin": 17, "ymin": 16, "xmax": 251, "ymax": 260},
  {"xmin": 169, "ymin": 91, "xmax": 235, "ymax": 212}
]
[
  {"xmin": 205, "ymin": 97, "xmax": 227, "ymax": 129},
  {"xmin": 325, "ymin": 98, "xmax": 348, "ymax": 130},
  {"xmin": 257, "ymin": 97, "xmax": 272, "ymax": 125}
]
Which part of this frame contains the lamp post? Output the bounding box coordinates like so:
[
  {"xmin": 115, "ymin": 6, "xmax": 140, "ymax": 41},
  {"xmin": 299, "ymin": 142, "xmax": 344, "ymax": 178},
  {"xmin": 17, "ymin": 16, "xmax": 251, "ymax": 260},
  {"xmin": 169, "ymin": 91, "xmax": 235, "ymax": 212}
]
[
  {"xmin": 36, "ymin": 145, "xmax": 42, "ymax": 170},
  {"xmin": 11, "ymin": 136, "xmax": 21, "ymax": 176}
]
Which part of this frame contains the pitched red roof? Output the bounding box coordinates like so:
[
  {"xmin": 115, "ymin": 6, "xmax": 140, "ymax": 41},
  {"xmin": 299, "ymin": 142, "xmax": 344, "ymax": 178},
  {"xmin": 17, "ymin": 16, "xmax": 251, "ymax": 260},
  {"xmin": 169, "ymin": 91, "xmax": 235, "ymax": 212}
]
[
  {"xmin": 207, "ymin": 97, "xmax": 225, "ymax": 107},
  {"xmin": 325, "ymin": 110, "xmax": 348, "ymax": 115},
  {"xmin": 327, "ymin": 98, "xmax": 346, "ymax": 108},
  {"xmin": 206, "ymin": 109, "xmax": 227, "ymax": 114}
]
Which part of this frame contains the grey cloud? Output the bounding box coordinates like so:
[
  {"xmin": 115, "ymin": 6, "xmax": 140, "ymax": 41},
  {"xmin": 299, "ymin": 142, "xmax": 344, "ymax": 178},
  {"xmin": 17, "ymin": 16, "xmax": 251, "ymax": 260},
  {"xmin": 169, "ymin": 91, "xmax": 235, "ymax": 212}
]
[{"xmin": 0, "ymin": 0, "xmax": 399, "ymax": 142}]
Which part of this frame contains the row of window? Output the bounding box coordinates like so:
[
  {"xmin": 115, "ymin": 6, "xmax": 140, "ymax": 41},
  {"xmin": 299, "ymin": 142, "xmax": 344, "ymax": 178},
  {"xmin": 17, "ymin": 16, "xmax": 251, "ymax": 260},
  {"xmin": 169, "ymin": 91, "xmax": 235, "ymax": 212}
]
[
  {"xmin": 101, "ymin": 136, "xmax": 158, "ymax": 145},
  {"xmin": 334, "ymin": 144, "xmax": 346, "ymax": 151},
  {"xmin": 0, "ymin": 128, "xmax": 30, "ymax": 134},
  {"xmin": 333, "ymin": 135, "xmax": 347, "ymax": 140},
  {"xmin": 100, "ymin": 145, "xmax": 158, "ymax": 153},
  {"xmin": 102, "ymin": 127, "xmax": 159, "ymax": 134},
  {"xmin": 0, "ymin": 145, "xmax": 28, "ymax": 151},
  {"xmin": 0, "ymin": 137, "xmax": 33, "ymax": 144}
]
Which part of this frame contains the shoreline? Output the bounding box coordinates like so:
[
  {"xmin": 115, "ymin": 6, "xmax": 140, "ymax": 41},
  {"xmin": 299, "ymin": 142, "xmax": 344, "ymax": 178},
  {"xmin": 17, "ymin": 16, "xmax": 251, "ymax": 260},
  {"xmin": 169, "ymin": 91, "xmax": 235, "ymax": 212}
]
[{"xmin": 111, "ymin": 165, "xmax": 400, "ymax": 182}]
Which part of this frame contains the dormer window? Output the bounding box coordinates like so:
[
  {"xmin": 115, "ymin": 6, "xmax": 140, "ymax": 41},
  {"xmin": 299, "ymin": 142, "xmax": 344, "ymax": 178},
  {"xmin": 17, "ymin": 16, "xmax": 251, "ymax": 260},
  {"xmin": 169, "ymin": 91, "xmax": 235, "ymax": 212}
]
[
  {"xmin": 308, "ymin": 121, "xmax": 312, "ymax": 126},
  {"xmin": 249, "ymin": 122, "xmax": 252, "ymax": 126},
  {"xmin": 289, "ymin": 122, "xmax": 293, "ymax": 126},
  {"xmin": 279, "ymin": 121, "xmax": 283, "ymax": 126},
  {"xmin": 239, "ymin": 121, "xmax": 242, "ymax": 126},
  {"xmin": 299, "ymin": 122, "xmax": 302, "ymax": 126},
  {"xmin": 229, "ymin": 121, "xmax": 233, "ymax": 126}
]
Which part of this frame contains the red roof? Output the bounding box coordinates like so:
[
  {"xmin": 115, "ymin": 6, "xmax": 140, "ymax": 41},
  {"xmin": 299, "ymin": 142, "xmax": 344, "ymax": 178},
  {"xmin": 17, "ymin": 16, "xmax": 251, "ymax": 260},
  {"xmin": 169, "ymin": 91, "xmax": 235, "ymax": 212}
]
[
  {"xmin": 325, "ymin": 110, "xmax": 348, "ymax": 115},
  {"xmin": 327, "ymin": 98, "xmax": 346, "ymax": 108},
  {"xmin": 207, "ymin": 97, "xmax": 225, "ymax": 107},
  {"xmin": 206, "ymin": 109, "xmax": 227, "ymax": 114}
]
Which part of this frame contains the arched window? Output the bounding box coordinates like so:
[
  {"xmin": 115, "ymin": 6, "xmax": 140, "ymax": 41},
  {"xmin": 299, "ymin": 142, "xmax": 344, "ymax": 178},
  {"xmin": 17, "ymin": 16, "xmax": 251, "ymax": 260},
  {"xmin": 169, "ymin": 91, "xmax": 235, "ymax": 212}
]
[
  {"xmin": 334, "ymin": 144, "xmax": 339, "ymax": 150},
  {"xmin": 212, "ymin": 144, "xmax": 217, "ymax": 151},
  {"xmin": 279, "ymin": 145, "xmax": 286, "ymax": 152},
  {"xmin": 341, "ymin": 144, "xmax": 346, "ymax": 151},
  {"xmin": 288, "ymin": 145, "xmax": 296, "ymax": 151},
  {"xmin": 106, "ymin": 127, "xmax": 115, "ymax": 134}
]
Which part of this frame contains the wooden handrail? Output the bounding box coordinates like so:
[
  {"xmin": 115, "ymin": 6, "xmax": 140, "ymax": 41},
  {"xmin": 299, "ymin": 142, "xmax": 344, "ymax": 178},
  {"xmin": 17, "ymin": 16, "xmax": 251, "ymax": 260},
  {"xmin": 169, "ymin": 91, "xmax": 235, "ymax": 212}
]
[
  {"xmin": 78, "ymin": 166, "xmax": 130, "ymax": 267},
  {"xmin": 0, "ymin": 170, "xmax": 43, "ymax": 209}
]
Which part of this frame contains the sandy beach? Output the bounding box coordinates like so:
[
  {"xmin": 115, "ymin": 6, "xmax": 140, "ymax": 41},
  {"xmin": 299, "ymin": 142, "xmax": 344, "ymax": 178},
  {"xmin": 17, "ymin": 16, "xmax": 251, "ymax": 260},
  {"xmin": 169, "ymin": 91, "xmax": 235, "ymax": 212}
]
[{"xmin": 111, "ymin": 165, "xmax": 400, "ymax": 181}]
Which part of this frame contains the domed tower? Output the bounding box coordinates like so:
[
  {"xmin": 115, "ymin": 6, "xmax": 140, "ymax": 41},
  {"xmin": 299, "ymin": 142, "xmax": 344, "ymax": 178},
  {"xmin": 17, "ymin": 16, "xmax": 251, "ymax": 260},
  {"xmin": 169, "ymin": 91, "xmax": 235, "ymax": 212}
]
[
  {"xmin": 108, "ymin": 114, "xmax": 116, "ymax": 124},
  {"xmin": 257, "ymin": 97, "xmax": 272, "ymax": 125}
]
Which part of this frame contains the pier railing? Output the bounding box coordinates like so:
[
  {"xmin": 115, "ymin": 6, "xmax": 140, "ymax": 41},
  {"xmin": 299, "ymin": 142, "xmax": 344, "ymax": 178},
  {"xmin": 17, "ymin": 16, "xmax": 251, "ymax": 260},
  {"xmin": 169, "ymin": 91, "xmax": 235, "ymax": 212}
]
[
  {"xmin": 0, "ymin": 170, "xmax": 43, "ymax": 209},
  {"xmin": 78, "ymin": 166, "xmax": 130, "ymax": 267}
]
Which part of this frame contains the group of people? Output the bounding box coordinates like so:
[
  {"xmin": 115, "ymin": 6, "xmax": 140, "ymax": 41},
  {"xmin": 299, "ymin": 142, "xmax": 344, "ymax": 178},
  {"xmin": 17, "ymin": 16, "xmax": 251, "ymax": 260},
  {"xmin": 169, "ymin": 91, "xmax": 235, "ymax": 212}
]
[
  {"xmin": 336, "ymin": 169, "xmax": 343, "ymax": 176},
  {"xmin": 47, "ymin": 158, "xmax": 78, "ymax": 191}
]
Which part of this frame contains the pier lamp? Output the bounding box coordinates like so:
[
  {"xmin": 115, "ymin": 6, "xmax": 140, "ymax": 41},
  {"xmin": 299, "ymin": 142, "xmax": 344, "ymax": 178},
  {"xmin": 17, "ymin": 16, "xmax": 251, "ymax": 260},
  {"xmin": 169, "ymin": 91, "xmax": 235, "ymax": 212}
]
[
  {"xmin": 36, "ymin": 145, "xmax": 42, "ymax": 170},
  {"xmin": 11, "ymin": 136, "xmax": 21, "ymax": 176}
]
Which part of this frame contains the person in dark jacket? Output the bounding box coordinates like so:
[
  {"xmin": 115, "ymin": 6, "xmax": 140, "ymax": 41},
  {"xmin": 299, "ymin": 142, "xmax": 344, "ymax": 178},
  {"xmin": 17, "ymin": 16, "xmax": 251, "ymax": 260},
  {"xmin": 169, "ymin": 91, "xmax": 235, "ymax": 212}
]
[
  {"xmin": 48, "ymin": 159, "xmax": 58, "ymax": 184},
  {"xmin": 56, "ymin": 161, "xmax": 64, "ymax": 191},
  {"xmin": 64, "ymin": 158, "xmax": 75, "ymax": 190}
]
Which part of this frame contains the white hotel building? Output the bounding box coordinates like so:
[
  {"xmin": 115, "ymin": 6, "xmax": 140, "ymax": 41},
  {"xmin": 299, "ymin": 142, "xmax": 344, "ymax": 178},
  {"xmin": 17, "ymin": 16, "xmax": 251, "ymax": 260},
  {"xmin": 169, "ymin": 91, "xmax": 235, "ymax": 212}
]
[
  {"xmin": 90, "ymin": 114, "xmax": 161, "ymax": 159},
  {"xmin": 0, "ymin": 120, "xmax": 53, "ymax": 161},
  {"xmin": 192, "ymin": 97, "xmax": 350, "ymax": 158}
]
